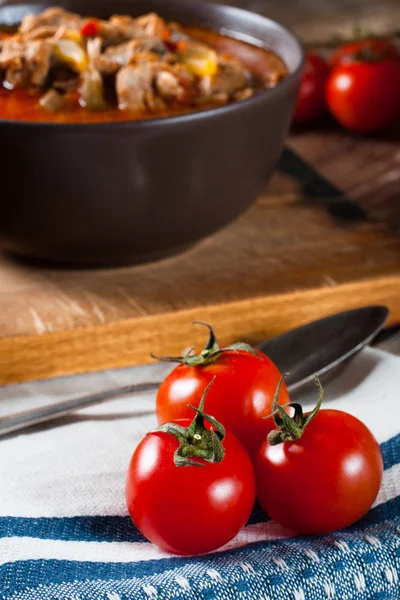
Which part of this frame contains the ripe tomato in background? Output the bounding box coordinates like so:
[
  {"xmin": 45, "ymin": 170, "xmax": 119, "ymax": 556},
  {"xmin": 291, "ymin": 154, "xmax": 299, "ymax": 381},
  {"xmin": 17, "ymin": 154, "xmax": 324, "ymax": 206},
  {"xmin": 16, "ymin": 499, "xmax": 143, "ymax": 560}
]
[
  {"xmin": 255, "ymin": 379, "xmax": 383, "ymax": 535},
  {"xmin": 127, "ymin": 395, "xmax": 256, "ymax": 555},
  {"xmin": 329, "ymin": 37, "xmax": 400, "ymax": 68},
  {"xmin": 326, "ymin": 58, "xmax": 400, "ymax": 133},
  {"xmin": 155, "ymin": 323, "xmax": 290, "ymax": 458},
  {"xmin": 292, "ymin": 51, "xmax": 330, "ymax": 125}
]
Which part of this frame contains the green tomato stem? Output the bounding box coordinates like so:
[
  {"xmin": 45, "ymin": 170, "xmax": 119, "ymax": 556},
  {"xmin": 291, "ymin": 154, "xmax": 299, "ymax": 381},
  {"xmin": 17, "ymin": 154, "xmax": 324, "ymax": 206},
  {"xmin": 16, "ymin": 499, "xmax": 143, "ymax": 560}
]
[
  {"xmin": 268, "ymin": 374, "xmax": 324, "ymax": 446},
  {"xmin": 152, "ymin": 377, "xmax": 226, "ymax": 467},
  {"xmin": 151, "ymin": 322, "xmax": 262, "ymax": 367}
]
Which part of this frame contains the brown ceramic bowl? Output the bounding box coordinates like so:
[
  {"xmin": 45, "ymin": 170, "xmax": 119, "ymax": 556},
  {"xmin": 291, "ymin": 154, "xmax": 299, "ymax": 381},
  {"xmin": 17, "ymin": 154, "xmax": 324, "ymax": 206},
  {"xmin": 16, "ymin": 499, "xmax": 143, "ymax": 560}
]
[{"xmin": 0, "ymin": 0, "xmax": 304, "ymax": 266}]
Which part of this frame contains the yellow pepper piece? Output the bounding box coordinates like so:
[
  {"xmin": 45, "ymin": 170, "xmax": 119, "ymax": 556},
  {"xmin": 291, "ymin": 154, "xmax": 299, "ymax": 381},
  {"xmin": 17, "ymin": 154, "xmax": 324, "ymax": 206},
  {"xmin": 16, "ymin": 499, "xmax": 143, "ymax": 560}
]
[
  {"xmin": 179, "ymin": 44, "xmax": 218, "ymax": 78},
  {"xmin": 54, "ymin": 39, "xmax": 88, "ymax": 73},
  {"xmin": 63, "ymin": 29, "xmax": 83, "ymax": 44}
]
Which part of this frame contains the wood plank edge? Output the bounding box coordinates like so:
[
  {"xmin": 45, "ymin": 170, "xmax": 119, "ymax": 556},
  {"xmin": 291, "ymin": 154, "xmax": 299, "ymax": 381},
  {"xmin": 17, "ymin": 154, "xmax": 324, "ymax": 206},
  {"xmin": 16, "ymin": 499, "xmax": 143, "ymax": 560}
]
[{"xmin": 1, "ymin": 275, "xmax": 400, "ymax": 385}]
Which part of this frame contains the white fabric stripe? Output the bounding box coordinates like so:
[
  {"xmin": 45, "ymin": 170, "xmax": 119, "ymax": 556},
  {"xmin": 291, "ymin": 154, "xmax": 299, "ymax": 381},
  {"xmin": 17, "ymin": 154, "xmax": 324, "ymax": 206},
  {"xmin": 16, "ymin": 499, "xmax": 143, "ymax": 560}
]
[
  {"xmin": 0, "ymin": 401, "xmax": 157, "ymax": 518},
  {"xmin": 373, "ymin": 463, "xmax": 400, "ymax": 508},
  {"xmin": 0, "ymin": 537, "xmax": 171, "ymax": 566},
  {"xmin": 0, "ymin": 522, "xmax": 293, "ymax": 566}
]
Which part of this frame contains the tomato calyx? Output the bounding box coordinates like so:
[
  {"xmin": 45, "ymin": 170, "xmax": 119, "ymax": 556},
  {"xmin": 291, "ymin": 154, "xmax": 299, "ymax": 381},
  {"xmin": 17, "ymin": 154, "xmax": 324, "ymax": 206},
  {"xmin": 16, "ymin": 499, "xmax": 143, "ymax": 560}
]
[
  {"xmin": 347, "ymin": 47, "xmax": 391, "ymax": 63},
  {"xmin": 153, "ymin": 377, "xmax": 226, "ymax": 467},
  {"xmin": 151, "ymin": 321, "xmax": 261, "ymax": 367},
  {"xmin": 267, "ymin": 375, "xmax": 324, "ymax": 446}
]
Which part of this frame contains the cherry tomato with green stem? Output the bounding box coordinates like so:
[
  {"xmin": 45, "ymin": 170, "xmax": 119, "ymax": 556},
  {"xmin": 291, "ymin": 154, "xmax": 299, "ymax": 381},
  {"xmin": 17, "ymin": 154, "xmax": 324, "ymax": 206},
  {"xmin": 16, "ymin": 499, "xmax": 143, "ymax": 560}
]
[
  {"xmin": 329, "ymin": 37, "xmax": 400, "ymax": 68},
  {"xmin": 326, "ymin": 57, "xmax": 400, "ymax": 133},
  {"xmin": 126, "ymin": 379, "xmax": 256, "ymax": 555},
  {"xmin": 255, "ymin": 376, "xmax": 383, "ymax": 535},
  {"xmin": 154, "ymin": 322, "xmax": 290, "ymax": 458}
]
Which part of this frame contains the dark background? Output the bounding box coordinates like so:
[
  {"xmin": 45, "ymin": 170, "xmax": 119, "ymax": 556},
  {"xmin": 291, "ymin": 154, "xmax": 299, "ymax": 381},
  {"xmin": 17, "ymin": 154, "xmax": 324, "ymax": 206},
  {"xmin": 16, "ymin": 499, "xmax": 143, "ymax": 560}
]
[{"xmin": 216, "ymin": 0, "xmax": 399, "ymax": 47}]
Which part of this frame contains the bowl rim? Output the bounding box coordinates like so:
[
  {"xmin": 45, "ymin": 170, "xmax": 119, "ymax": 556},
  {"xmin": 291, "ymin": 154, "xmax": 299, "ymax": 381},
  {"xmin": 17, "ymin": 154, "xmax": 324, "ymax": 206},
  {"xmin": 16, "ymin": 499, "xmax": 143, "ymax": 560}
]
[{"xmin": 0, "ymin": 0, "xmax": 306, "ymax": 129}]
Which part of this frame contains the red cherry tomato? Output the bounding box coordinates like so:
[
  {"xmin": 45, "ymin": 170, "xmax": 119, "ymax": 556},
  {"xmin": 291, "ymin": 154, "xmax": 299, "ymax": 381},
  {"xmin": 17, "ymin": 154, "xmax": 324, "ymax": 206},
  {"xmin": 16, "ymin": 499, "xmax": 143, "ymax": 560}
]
[
  {"xmin": 326, "ymin": 59, "xmax": 400, "ymax": 133},
  {"xmin": 330, "ymin": 37, "xmax": 400, "ymax": 68},
  {"xmin": 255, "ymin": 379, "xmax": 383, "ymax": 535},
  {"xmin": 155, "ymin": 323, "xmax": 290, "ymax": 459},
  {"xmin": 127, "ymin": 388, "xmax": 255, "ymax": 555},
  {"xmin": 292, "ymin": 52, "xmax": 330, "ymax": 125}
]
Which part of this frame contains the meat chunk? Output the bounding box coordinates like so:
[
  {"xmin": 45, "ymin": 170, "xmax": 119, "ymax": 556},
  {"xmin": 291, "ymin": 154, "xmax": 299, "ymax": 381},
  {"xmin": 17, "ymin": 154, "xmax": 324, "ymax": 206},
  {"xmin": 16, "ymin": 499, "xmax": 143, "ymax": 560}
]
[
  {"xmin": 94, "ymin": 13, "xmax": 167, "ymax": 48},
  {"xmin": 134, "ymin": 13, "xmax": 166, "ymax": 38},
  {"xmin": 95, "ymin": 41, "xmax": 133, "ymax": 75},
  {"xmin": 155, "ymin": 64, "xmax": 194, "ymax": 102},
  {"xmin": 94, "ymin": 15, "xmax": 137, "ymax": 46},
  {"xmin": 4, "ymin": 57, "xmax": 27, "ymax": 89},
  {"xmin": 25, "ymin": 40, "xmax": 53, "ymax": 86},
  {"xmin": 116, "ymin": 60, "xmax": 194, "ymax": 111},
  {"xmin": 0, "ymin": 39, "xmax": 26, "ymax": 68},
  {"xmin": 116, "ymin": 63, "xmax": 170, "ymax": 111},
  {"xmin": 155, "ymin": 71, "xmax": 185, "ymax": 100},
  {"xmin": 20, "ymin": 7, "xmax": 82, "ymax": 34},
  {"xmin": 200, "ymin": 57, "xmax": 250, "ymax": 101},
  {"xmin": 23, "ymin": 25, "xmax": 59, "ymax": 40},
  {"xmin": 0, "ymin": 38, "xmax": 52, "ymax": 88},
  {"xmin": 96, "ymin": 40, "xmax": 159, "ymax": 75},
  {"xmin": 116, "ymin": 64, "xmax": 154, "ymax": 111},
  {"xmin": 233, "ymin": 87, "xmax": 254, "ymax": 101},
  {"xmin": 40, "ymin": 88, "xmax": 64, "ymax": 111},
  {"xmin": 94, "ymin": 15, "xmax": 160, "ymax": 47},
  {"xmin": 263, "ymin": 69, "xmax": 286, "ymax": 88}
]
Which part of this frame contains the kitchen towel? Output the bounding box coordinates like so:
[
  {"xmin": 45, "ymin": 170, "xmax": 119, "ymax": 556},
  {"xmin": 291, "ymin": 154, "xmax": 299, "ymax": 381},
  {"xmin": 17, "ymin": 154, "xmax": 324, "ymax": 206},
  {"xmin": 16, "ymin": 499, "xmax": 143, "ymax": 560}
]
[{"xmin": 1, "ymin": 347, "xmax": 399, "ymax": 599}]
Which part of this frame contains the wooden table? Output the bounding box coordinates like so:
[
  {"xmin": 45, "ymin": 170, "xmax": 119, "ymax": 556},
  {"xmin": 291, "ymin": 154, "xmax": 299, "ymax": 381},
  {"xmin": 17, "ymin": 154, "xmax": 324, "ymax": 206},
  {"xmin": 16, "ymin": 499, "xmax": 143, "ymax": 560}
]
[{"xmin": 0, "ymin": 1, "xmax": 399, "ymax": 385}]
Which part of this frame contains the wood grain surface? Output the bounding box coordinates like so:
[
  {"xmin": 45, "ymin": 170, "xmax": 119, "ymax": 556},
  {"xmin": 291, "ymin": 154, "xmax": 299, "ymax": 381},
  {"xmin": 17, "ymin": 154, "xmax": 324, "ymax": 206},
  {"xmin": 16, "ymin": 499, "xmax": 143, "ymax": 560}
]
[
  {"xmin": 0, "ymin": 1, "xmax": 399, "ymax": 385},
  {"xmin": 1, "ymin": 146, "xmax": 400, "ymax": 384}
]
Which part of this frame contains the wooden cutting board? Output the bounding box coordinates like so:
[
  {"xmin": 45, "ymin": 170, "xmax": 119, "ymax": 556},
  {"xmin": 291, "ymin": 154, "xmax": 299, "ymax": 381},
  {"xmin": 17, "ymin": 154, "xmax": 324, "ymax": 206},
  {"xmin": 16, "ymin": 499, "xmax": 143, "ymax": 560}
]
[{"xmin": 1, "ymin": 128, "xmax": 399, "ymax": 385}]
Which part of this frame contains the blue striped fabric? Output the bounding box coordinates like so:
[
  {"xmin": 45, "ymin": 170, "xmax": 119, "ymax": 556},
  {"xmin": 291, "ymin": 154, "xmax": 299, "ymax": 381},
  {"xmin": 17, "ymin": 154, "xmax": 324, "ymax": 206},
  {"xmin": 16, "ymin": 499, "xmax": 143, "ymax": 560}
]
[{"xmin": 1, "ymin": 434, "xmax": 399, "ymax": 600}]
